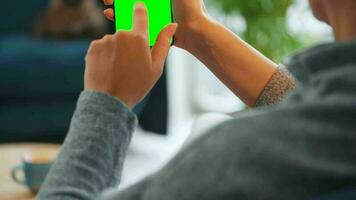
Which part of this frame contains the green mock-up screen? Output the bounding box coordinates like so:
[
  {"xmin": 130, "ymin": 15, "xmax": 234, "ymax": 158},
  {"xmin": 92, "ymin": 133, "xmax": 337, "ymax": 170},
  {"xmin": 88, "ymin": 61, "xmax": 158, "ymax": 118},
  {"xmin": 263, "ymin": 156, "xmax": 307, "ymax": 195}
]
[{"xmin": 114, "ymin": 0, "xmax": 173, "ymax": 46}]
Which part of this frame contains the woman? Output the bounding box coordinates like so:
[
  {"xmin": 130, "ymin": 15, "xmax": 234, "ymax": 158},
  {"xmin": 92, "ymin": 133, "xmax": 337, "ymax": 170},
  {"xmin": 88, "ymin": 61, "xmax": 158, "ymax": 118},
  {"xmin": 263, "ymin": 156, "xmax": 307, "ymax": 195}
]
[{"xmin": 38, "ymin": 0, "xmax": 356, "ymax": 199}]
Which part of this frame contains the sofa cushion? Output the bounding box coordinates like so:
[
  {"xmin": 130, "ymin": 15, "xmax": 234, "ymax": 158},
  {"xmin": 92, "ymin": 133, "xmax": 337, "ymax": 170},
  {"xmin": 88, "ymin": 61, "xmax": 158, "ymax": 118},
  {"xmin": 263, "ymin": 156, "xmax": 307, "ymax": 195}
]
[{"xmin": 0, "ymin": 34, "xmax": 90, "ymax": 99}]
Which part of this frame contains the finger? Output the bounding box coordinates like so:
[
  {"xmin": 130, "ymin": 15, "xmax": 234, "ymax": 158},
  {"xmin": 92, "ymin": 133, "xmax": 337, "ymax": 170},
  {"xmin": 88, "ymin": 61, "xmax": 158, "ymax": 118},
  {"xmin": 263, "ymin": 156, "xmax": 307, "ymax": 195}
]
[
  {"xmin": 103, "ymin": 0, "xmax": 113, "ymax": 6},
  {"xmin": 104, "ymin": 8, "xmax": 114, "ymax": 21},
  {"xmin": 132, "ymin": 2, "xmax": 148, "ymax": 37},
  {"xmin": 151, "ymin": 23, "xmax": 178, "ymax": 68}
]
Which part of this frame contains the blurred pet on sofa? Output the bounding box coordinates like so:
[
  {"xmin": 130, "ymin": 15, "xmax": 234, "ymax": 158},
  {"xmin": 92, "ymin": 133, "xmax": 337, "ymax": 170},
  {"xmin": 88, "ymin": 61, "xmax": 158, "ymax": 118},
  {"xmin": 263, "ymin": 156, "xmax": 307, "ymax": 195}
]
[{"xmin": 34, "ymin": 0, "xmax": 108, "ymax": 40}]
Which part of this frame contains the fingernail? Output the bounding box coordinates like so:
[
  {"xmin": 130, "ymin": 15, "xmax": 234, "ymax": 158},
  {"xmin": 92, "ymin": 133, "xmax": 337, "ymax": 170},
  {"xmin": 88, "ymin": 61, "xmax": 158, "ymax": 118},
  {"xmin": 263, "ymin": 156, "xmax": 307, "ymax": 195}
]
[
  {"xmin": 103, "ymin": 0, "xmax": 111, "ymax": 6},
  {"xmin": 135, "ymin": 2, "xmax": 146, "ymax": 9}
]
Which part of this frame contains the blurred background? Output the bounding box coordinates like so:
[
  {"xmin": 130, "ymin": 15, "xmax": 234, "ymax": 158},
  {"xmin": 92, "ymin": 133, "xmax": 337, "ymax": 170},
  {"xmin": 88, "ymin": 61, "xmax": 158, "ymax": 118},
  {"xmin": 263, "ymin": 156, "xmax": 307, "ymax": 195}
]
[{"xmin": 0, "ymin": 0, "xmax": 332, "ymax": 189}]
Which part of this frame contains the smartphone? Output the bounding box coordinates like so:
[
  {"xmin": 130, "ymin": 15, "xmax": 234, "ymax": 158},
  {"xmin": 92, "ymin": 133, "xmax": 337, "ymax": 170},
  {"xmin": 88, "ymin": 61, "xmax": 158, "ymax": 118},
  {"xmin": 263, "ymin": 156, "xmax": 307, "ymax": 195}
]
[{"xmin": 114, "ymin": 0, "xmax": 174, "ymax": 47}]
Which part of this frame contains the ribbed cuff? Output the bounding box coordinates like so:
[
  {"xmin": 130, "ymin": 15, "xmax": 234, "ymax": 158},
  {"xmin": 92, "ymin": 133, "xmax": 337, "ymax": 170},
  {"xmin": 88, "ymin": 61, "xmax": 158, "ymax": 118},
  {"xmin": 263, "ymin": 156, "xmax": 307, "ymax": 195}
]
[{"xmin": 255, "ymin": 65, "xmax": 296, "ymax": 107}]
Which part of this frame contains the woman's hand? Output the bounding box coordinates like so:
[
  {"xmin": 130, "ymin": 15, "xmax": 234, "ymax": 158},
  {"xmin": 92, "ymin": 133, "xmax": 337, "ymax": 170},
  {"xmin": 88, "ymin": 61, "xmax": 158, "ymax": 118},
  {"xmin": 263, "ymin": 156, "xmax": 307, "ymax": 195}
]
[
  {"xmin": 85, "ymin": 2, "xmax": 177, "ymax": 108},
  {"xmin": 102, "ymin": 0, "xmax": 207, "ymax": 49}
]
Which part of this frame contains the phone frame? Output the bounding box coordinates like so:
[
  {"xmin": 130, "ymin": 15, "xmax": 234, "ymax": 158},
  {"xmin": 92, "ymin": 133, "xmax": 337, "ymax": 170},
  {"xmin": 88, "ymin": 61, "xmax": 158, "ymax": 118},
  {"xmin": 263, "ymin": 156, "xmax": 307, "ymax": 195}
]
[{"xmin": 113, "ymin": 0, "xmax": 175, "ymax": 48}]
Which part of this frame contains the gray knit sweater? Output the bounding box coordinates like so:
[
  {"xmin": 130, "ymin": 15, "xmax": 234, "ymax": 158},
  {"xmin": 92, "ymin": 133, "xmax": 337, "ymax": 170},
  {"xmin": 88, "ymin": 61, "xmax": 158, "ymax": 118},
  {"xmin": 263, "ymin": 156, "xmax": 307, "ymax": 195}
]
[{"xmin": 38, "ymin": 40, "xmax": 356, "ymax": 200}]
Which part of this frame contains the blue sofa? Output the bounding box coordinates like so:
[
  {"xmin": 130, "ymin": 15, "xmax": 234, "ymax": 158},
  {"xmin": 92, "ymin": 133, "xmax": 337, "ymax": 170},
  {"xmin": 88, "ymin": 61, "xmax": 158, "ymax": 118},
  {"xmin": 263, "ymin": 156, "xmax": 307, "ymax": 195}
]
[
  {"xmin": 0, "ymin": 1, "xmax": 89, "ymax": 143},
  {"xmin": 0, "ymin": 1, "xmax": 161, "ymax": 143}
]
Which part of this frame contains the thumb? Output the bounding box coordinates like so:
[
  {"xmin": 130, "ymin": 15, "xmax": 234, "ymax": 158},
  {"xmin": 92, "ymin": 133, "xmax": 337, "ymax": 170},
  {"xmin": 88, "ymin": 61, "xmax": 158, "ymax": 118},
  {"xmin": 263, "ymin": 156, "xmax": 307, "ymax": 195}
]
[{"xmin": 151, "ymin": 23, "xmax": 178, "ymax": 68}]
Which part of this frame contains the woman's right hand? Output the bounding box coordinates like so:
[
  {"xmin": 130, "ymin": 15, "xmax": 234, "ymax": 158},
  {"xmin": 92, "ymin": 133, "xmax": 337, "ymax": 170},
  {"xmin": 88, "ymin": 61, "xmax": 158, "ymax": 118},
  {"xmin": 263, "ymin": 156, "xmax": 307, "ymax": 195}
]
[
  {"xmin": 86, "ymin": 2, "xmax": 177, "ymax": 108},
  {"xmin": 102, "ymin": 0, "xmax": 208, "ymax": 49}
]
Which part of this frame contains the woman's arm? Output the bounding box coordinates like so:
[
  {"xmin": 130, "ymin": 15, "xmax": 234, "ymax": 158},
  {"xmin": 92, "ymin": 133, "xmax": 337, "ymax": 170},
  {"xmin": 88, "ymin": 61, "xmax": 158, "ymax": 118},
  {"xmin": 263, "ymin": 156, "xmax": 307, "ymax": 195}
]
[
  {"xmin": 38, "ymin": 3, "xmax": 177, "ymax": 199},
  {"xmin": 183, "ymin": 17, "xmax": 279, "ymax": 106},
  {"xmin": 37, "ymin": 92, "xmax": 136, "ymax": 200}
]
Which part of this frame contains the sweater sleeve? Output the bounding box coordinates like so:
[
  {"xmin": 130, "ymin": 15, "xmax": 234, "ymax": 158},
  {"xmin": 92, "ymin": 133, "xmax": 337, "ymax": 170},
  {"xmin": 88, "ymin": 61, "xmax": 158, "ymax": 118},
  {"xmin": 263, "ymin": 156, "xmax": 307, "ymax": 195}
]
[
  {"xmin": 100, "ymin": 100, "xmax": 356, "ymax": 200},
  {"xmin": 255, "ymin": 66, "xmax": 296, "ymax": 107},
  {"xmin": 37, "ymin": 91, "xmax": 137, "ymax": 200}
]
